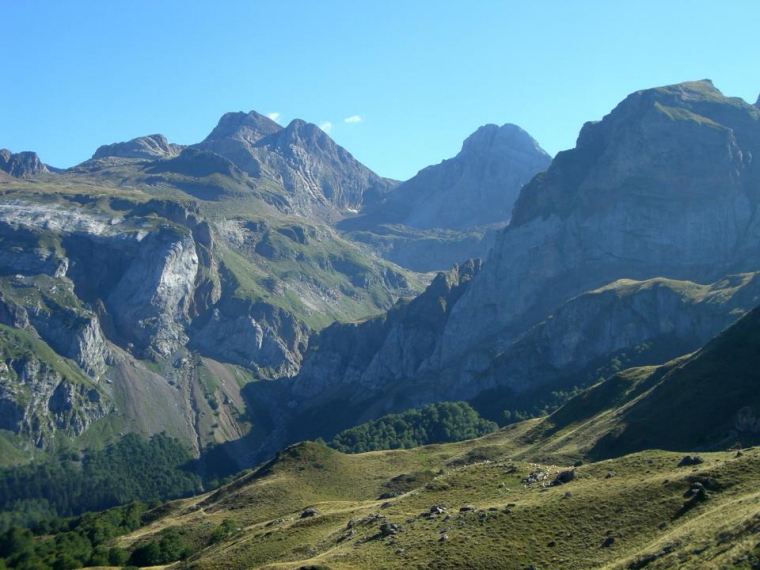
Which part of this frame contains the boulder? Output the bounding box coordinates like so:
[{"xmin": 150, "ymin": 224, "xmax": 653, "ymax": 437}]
[
  {"xmin": 677, "ymin": 456, "xmax": 704, "ymax": 467},
  {"xmin": 379, "ymin": 522, "xmax": 401, "ymax": 536},
  {"xmin": 551, "ymin": 469, "xmax": 576, "ymax": 486}
]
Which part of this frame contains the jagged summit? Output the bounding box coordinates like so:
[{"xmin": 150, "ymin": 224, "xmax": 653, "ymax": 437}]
[
  {"xmin": 92, "ymin": 134, "xmax": 183, "ymax": 160},
  {"xmin": 196, "ymin": 111, "xmax": 394, "ymax": 215},
  {"xmin": 202, "ymin": 110, "xmax": 282, "ymax": 144},
  {"xmin": 0, "ymin": 149, "xmax": 48, "ymax": 178}
]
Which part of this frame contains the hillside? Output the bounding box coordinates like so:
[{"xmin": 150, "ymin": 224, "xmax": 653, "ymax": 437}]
[
  {"xmin": 6, "ymin": 304, "xmax": 759, "ymax": 569},
  {"xmin": 83, "ymin": 442, "xmax": 760, "ymax": 569},
  {"xmin": 0, "ymin": 131, "xmax": 424, "ymax": 470},
  {"xmin": 531, "ymin": 304, "xmax": 760, "ymax": 459}
]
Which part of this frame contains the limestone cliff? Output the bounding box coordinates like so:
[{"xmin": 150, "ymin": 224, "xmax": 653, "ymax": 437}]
[{"xmin": 442, "ymin": 80, "xmax": 760, "ymax": 360}]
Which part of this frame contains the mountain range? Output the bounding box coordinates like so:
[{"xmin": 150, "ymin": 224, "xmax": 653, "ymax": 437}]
[{"xmin": 1, "ymin": 79, "xmax": 760, "ymax": 569}]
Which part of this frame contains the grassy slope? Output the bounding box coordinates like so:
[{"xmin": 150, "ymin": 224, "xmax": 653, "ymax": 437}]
[
  {"xmin": 103, "ymin": 435, "xmax": 760, "ymax": 570},
  {"xmin": 93, "ymin": 307, "xmax": 760, "ymax": 569},
  {"xmin": 528, "ymin": 306, "xmax": 760, "ymax": 460}
]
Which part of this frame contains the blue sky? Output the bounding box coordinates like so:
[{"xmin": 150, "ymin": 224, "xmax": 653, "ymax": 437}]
[{"xmin": 2, "ymin": 1, "xmax": 758, "ymax": 180}]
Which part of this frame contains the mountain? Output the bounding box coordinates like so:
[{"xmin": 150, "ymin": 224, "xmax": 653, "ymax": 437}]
[
  {"xmin": 251, "ymin": 80, "xmax": 760, "ymax": 452},
  {"xmin": 444, "ymin": 80, "xmax": 760, "ymax": 358},
  {"xmin": 0, "ymin": 150, "xmax": 48, "ymax": 178},
  {"xmin": 340, "ymin": 124, "xmax": 551, "ymax": 271},
  {"xmin": 354, "ymin": 123, "xmax": 551, "ymax": 230},
  {"xmin": 0, "ymin": 147, "xmax": 422, "ymax": 465},
  {"xmin": 196, "ymin": 111, "xmax": 397, "ymax": 219},
  {"xmin": 2, "ymin": 80, "xmax": 760, "ymax": 537},
  {"xmin": 440, "ymin": 80, "xmax": 760, "ymax": 357},
  {"xmin": 92, "ymin": 134, "xmax": 184, "ymax": 160}
]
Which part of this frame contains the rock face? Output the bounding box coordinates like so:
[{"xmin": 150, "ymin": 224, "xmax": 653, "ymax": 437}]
[
  {"xmin": 105, "ymin": 228, "xmax": 200, "ymax": 357},
  {"xmin": 192, "ymin": 301, "xmax": 309, "ymax": 376},
  {"xmin": 356, "ymin": 124, "xmax": 551, "ymax": 231},
  {"xmin": 0, "ymin": 201, "xmax": 207, "ymax": 360},
  {"xmin": 283, "ymin": 270, "xmax": 760, "ymax": 438},
  {"xmin": 93, "ymin": 134, "xmax": 183, "ymax": 160},
  {"xmin": 0, "ymin": 150, "xmax": 49, "ymax": 177},
  {"xmin": 285, "ymin": 261, "xmax": 481, "ymax": 435},
  {"xmin": 0, "ymin": 333, "xmax": 109, "ymax": 447},
  {"xmin": 442, "ymin": 80, "xmax": 760, "ymax": 360},
  {"xmin": 24, "ymin": 301, "xmax": 113, "ymax": 378},
  {"xmin": 197, "ymin": 112, "xmax": 396, "ymax": 217},
  {"xmin": 147, "ymin": 147, "xmax": 245, "ymax": 179}
]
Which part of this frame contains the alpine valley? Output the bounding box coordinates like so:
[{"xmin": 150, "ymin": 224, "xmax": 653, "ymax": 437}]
[{"xmin": 1, "ymin": 80, "xmax": 760, "ymax": 570}]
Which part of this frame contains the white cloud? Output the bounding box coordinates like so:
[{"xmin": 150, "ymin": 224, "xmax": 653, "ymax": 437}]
[
  {"xmin": 344, "ymin": 115, "xmax": 362, "ymax": 123},
  {"xmin": 266, "ymin": 112, "xmax": 281, "ymax": 122},
  {"xmin": 319, "ymin": 121, "xmax": 333, "ymax": 133}
]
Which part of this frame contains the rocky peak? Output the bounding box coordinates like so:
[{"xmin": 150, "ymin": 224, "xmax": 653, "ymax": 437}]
[
  {"xmin": 280, "ymin": 119, "xmax": 329, "ymax": 146},
  {"xmin": 511, "ymin": 79, "xmax": 760, "ymax": 227},
  {"xmin": 93, "ymin": 134, "xmax": 183, "ymax": 160},
  {"xmin": 0, "ymin": 150, "xmax": 48, "ymax": 178},
  {"xmin": 197, "ymin": 112, "xmax": 394, "ymax": 215},
  {"xmin": 460, "ymin": 123, "xmax": 548, "ymax": 160},
  {"xmin": 352, "ymin": 123, "xmax": 550, "ymax": 231},
  {"xmin": 755, "ymin": 93, "xmax": 760, "ymax": 108},
  {"xmin": 202, "ymin": 111, "xmax": 282, "ymax": 144},
  {"xmin": 269, "ymin": 119, "xmax": 355, "ymax": 164}
]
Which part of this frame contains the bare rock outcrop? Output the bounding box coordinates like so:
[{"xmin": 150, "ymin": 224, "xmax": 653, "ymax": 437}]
[
  {"xmin": 93, "ymin": 134, "xmax": 183, "ymax": 160},
  {"xmin": 0, "ymin": 149, "xmax": 48, "ymax": 178}
]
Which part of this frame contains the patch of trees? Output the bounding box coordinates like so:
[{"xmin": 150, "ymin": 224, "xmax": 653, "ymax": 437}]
[
  {"xmin": 0, "ymin": 502, "xmax": 145, "ymax": 570},
  {"xmin": 128, "ymin": 528, "xmax": 194, "ymax": 567},
  {"xmin": 0, "ymin": 434, "xmax": 201, "ymax": 531},
  {"xmin": 328, "ymin": 402, "xmax": 498, "ymax": 453}
]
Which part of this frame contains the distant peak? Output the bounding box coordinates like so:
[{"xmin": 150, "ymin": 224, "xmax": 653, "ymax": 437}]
[
  {"xmin": 286, "ymin": 118, "xmax": 309, "ymax": 129},
  {"xmin": 755, "ymin": 93, "xmax": 760, "ymax": 108},
  {"xmin": 461, "ymin": 123, "xmax": 548, "ymax": 159},
  {"xmin": 283, "ymin": 119, "xmax": 328, "ymax": 139},
  {"xmin": 278, "ymin": 118, "xmax": 336, "ymax": 147},
  {"xmin": 203, "ymin": 110, "xmax": 282, "ymax": 143}
]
